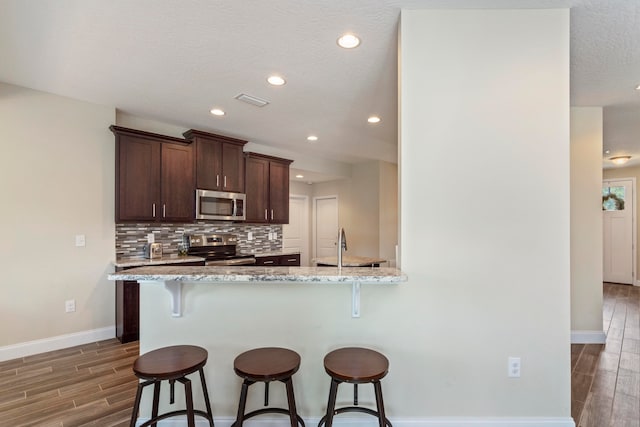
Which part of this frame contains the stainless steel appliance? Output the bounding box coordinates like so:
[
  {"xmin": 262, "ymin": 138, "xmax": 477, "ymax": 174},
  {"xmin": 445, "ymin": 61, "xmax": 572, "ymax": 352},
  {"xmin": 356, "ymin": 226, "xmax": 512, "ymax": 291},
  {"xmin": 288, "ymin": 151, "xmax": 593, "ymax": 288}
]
[
  {"xmin": 195, "ymin": 189, "xmax": 246, "ymax": 221},
  {"xmin": 143, "ymin": 242, "xmax": 163, "ymax": 259},
  {"xmin": 186, "ymin": 233, "xmax": 255, "ymax": 266}
]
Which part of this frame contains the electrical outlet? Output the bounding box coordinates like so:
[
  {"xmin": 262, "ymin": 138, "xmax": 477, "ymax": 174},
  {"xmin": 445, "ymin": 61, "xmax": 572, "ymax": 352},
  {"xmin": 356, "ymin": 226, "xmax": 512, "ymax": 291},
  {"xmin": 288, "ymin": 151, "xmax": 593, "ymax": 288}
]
[
  {"xmin": 508, "ymin": 357, "xmax": 521, "ymax": 378},
  {"xmin": 65, "ymin": 299, "xmax": 76, "ymax": 313},
  {"xmin": 248, "ymin": 232, "xmax": 253, "ymax": 241},
  {"xmin": 75, "ymin": 235, "xmax": 85, "ymax": 247}
]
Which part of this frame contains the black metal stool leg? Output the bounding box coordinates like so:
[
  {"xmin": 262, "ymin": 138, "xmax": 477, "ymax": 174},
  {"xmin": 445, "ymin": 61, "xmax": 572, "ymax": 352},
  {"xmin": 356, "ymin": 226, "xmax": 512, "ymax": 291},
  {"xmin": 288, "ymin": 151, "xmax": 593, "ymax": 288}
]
[
  {"xmin": 198, "ymin": 368, "xmax": 215, "ymax": 427},
  {"xmin": 234, "ymin": 380, "xmax": 251, "ymax": 427},
  {"xmin": 151, "ymin": 381, "xmax": 161, "ymax": 427},
  {"xmin": 323, "ymin": 378, "xmax": 340, "ymax": 427},
  {"xmin": 284, "ymin": 377, "xmax": 300, "ymax": 427},
  {"xmin": 178, "ymin": 377, "xmax": 195, "ymax": 427},
  {"xmin": 373, "ymin": 381, "xmax": 389, "ymax": 427},
  {"xmin": 130, "ymin": 382, "xmax": 145, "ymax": 427}
]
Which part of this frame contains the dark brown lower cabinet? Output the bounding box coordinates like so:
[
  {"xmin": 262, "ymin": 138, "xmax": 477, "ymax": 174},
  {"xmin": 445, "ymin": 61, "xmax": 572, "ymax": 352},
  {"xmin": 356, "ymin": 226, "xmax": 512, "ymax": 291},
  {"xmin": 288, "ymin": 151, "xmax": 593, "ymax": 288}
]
[
  {"xmin": 254, "ymin": 254, "xmax": 300, "ymax": 266},
  {"xmin": 115, "ymin": 261, "xmax": 204, "ymax": 343}
]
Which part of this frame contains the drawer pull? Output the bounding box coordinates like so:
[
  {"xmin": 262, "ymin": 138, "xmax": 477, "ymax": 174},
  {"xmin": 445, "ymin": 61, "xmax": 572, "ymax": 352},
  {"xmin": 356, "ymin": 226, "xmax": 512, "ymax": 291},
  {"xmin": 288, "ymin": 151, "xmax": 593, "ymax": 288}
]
[
  {"xmin": 287, "ymin": 258, "xmax": 297, "ymax": 262},
  {"xmin": 263, "ymin": 260, "xmax": 275, "ymax": 265}
]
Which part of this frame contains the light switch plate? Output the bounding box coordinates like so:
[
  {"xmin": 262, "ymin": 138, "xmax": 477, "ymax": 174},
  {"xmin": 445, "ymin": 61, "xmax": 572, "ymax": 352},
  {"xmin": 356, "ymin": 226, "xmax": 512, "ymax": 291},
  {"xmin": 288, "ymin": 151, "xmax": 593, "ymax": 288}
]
[
  {"xmin": 75, "ymin": 235, "xmax": 86, "ymax": 247},
  {"xmin": 248, "ymin": 232, "xmax": 253, "ymax": 241}
]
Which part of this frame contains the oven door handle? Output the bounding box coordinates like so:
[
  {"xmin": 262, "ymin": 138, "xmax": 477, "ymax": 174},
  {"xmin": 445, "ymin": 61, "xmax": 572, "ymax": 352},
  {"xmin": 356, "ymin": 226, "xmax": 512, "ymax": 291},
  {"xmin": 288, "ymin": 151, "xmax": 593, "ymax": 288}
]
[{"xmin": 232, "ymin": 199, "xmax": 238, "ymax": 217}]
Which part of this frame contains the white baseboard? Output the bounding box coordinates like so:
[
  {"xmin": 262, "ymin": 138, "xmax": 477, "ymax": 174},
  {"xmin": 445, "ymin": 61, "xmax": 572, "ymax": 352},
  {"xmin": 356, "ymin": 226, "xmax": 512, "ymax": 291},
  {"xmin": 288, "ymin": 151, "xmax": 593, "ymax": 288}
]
[
  {"xmin": 635, "ymin": 279, "xmax": 640, "ymax": 287},
  {"xmin": 571, "ymin": 330, "xmax": 607, "ymax": 344},
  {"xmin": 0, "ymin": 326, "xmax": 115, "ymax": 362},
  {"xmin": 136, "ymin": 416, "xmax": 575, "ymax": 427}
]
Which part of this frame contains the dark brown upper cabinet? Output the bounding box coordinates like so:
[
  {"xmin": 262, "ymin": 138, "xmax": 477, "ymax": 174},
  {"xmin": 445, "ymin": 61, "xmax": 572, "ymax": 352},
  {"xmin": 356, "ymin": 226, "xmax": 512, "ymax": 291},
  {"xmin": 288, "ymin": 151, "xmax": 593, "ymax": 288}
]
[
  {"xmin": 244, "ymin": 152, "xmax": 292, "ymax": 224},
  {"xmin": 111, "ymin": 126, "xmax": 195, "ymax": 223},
  {"xmin": 183, "ymin": 129, "xmax": 247, "ymax": 193}
]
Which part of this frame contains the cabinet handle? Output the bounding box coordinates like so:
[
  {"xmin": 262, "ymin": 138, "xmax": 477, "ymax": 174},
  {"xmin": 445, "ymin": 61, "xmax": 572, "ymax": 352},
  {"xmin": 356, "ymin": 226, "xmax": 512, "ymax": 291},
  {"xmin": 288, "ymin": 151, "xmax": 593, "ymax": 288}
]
[
  {"xmin": 163, "ymin": 204, "xmax": 166, "ymax": 218},
  {"xmin": 287, "ymin": 258, "xmax": 297, "ymax": 262},
  {"xmin": 152, "ymin": 203, "xmax": 156, "ymax": 218},
  {"xmin": 264, "ymin": 209, "xmax": 268, "ymax": 220},
  {"xmin": 224, "ymin": 176, "xmax": 227, "ymax": 188},
  {"xmin": 263, "ymin": 260, "xmax": 275, "ymax": 265},
  {"xmin": 271, "ymin": 209, "xmax": 274, "ymax": 220},
  {"xmin": 216, "ymin": 175, "xmax": 220, "ymax": 187}
]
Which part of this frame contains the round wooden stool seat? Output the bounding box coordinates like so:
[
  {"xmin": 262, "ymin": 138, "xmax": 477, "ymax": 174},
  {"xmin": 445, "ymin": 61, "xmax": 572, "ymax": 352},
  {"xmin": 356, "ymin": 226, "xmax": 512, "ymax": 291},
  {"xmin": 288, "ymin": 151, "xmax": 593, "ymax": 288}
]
[
  {"xmin": 319, "ymin": 347, "xmax": 391, "ymax": 427},
  {"xmin": 234, "ymin": 347, "xmax": 301, "ymax": 381},
  {"xmin": 232, "ymin": 347, "xmax": 304, "ymax": 427},
  {"xmin": 130, "ymin": 345, "xmax": 214, "ymax": 427},
  {"xmin": 323, "ymin": 347, "xmax": 389, "ymax": 383},
  {"xmin": 134, "ymin": 345, "xmax": 208, "ymax": 379}
]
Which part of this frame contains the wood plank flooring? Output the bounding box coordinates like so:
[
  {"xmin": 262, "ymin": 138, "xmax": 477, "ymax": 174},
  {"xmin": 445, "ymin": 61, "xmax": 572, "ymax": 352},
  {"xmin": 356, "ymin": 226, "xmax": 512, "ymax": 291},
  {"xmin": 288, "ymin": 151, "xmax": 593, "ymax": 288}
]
[
  {"xmin": 0, "ymin": 339, "xmax": 139, "ymax": 427},
  {"xmin": 1, "ymin": 285, "xmax": 638, "ymax": 426},
  {"xmin": 572, "ymin": 282, "xmax": 640, "ymax": 427}
]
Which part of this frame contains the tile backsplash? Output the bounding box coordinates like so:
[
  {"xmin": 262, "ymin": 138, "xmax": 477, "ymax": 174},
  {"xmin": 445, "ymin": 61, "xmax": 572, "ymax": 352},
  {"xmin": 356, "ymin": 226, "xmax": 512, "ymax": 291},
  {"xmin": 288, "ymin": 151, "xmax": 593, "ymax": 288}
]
[{"xmin": 116, "ymin": 222, "xmax": 283, "ymax": 259}]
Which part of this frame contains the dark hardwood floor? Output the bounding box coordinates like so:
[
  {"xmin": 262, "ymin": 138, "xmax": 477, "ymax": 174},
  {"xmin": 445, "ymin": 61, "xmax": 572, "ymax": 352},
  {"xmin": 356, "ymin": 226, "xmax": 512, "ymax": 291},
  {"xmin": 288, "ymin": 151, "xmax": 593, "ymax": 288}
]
[
  {"xmin": 1, "ymin": 284, "xmax": 637, "ymax": 426},
  {"xmin": 0, "ymin": 339, "xmax": 139, "ymax": 427},
  {"xmin": 572, "ymin": 282, "xmax": 640, "ymax": 427}
]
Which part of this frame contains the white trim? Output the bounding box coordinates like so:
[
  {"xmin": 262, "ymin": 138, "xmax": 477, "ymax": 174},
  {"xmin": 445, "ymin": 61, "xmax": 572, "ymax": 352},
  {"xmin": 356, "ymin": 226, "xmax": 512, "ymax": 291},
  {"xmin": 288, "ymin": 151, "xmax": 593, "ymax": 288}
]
[
  {"xmin": 571, "ymin": 330, "xmax": 607, "ymax": 344},
  {"xmin": 0, "ymin": 326, "xmax": 115, "ymax": 362},
  {"xmin": 136, "ymin": 416, "xmax": 575, "ymax": 427}
]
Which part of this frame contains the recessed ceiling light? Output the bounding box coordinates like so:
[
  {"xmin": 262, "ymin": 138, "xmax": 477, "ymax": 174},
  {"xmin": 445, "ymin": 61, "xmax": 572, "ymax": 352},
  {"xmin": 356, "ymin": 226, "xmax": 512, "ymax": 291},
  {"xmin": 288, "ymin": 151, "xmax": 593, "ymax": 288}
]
[
  {"xmin": 605, "ymin": 150, "xmax": 611, "ymax": 154},
  {"xmin": 267, "ymin": 75, "xmax": 286, "ymax": 86},
  {"xmin": 210, "ymin": 108, "xmax": 225, "ymax": 116},
  {"xmin": 307, "ymin": 135, "xmax": 318, "ymax": 142},
  {"xmin": 337, "ymin": 33, "xmax": 360, "ymax": 49},
  {"xmin": 367, "ymin": 116, "xmax": 381, "ymax": 124},
  {"xmin": 295, "ymin": 174, "xmax": 304, "ymax": 179},
  {"xmin": 635, "ymin": 84, "xmax": 640, "ymax": 90}
]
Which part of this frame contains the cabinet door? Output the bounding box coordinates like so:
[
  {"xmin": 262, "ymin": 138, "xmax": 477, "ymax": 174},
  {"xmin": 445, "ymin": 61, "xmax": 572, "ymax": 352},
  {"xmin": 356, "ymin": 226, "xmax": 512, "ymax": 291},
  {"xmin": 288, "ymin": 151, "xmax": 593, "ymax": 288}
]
[
  {"xmin": 221, "ymin": 143, "xmax": 245, "ymax": 193},
  {"xmin": 245, "ymin": 156, "xmax": 270, "ymax": 223},
  {"xmin": 196, "ymin": 139, "xmax": 222, "ymax": 190},
  {"xmin": 161, "ymin": 143, "xmax": 194, "ymax": 222},
  {"xmin": 116, "ymin": 136, "xmax": 160, "ymax": 221},
  {"xmin": 280, "ymin": 254, "xmax": 301, "ymax": 266},
  {"xmin": 269, "ymin": 160, "xmax": 290, "ymax": 224},
  {"xmin": 255, "ymin": 255, "xmax": 280, "ymax": 266}
]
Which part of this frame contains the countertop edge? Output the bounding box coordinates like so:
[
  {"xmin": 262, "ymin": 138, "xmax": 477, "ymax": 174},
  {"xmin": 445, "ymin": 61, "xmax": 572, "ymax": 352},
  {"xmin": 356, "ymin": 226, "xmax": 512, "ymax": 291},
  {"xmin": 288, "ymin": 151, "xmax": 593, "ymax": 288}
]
[{"xmin": 108, "ymin": 266, "xmax": 407, "ymax": 284}]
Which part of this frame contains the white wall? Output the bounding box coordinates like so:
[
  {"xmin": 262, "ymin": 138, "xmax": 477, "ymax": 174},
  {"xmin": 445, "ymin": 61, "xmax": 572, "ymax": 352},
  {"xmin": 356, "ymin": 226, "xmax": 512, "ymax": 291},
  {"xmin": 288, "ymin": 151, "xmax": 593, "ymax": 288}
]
[
  {"xmin": 400, "ymin": 7, "xmax": 571, "ymax": 418},
  {"xmin": 139, "ymin": 8, "xmax": 572, "ymax": 425},
  {"xmin": 0, "ymin": 83, "xmax": 115, "ymax": 349},
  {"xmin": 570, "ymin": 107, "xmax": 604, "ymax": 337}
]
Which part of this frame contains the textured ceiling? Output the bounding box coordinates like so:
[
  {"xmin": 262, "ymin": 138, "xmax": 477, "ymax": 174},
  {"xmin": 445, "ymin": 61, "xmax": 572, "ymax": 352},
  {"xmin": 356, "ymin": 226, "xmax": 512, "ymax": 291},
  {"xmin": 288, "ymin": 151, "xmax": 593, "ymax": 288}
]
[{"xmin": 0, "ymin": 0, "xmax": 638, "ymax": 175}]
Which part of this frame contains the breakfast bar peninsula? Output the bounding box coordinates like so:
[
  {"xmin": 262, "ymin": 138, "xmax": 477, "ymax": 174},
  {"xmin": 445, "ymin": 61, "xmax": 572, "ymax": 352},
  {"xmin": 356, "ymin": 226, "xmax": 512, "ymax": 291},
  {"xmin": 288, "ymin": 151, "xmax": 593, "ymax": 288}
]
[
  {"xmin": 107, "ymin": 265, "xmax": 406, "ymax": 421},
  {"xmin": 109, "ymin": 265, "xmax": 406, "ymax": 317}
]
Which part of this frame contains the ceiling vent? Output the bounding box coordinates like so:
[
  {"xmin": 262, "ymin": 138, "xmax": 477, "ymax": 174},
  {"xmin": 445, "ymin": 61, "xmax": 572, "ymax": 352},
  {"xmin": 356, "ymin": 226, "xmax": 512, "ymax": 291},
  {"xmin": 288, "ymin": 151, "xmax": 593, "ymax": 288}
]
[{"xmin": 235, "ymin": 93, "xmax": 270, "ymax": 107}]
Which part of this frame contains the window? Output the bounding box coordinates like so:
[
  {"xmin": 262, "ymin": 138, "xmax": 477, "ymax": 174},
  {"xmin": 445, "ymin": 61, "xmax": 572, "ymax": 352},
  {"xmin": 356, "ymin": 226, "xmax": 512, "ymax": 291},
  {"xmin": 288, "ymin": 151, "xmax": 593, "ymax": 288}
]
[{"xmin": 603, "ymin": 186, "xmax": 625, "ymax": 211}]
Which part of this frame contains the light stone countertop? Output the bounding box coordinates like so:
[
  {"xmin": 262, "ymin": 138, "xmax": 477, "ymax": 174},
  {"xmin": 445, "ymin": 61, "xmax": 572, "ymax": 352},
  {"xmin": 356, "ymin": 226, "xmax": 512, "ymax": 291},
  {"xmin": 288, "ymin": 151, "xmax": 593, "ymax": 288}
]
[
  {"xmin": 113, "ymin": 255, "xmax": 205, "ymax": 268},
  {"xmin": 108, "ymin": 265, "xmax": 406, "ymax": 284},
  {"xmin": 314, "ymin": 255, "xmax": 387, "ymax": 267}
]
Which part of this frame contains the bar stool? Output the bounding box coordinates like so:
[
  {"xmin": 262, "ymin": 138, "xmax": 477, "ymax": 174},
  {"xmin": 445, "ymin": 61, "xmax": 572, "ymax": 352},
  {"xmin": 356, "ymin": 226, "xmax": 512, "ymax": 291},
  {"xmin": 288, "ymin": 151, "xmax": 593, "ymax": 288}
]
[
  {"xmin": 130, "ymin": 345, "xmax": 214, "ymax": 427},
  {"xmin": 318, "ymin": 347, "xmax": 391, "ymax": 427},
  {"xmin": 231, "ymin": 347, "xmax": 305, "ymax": 427}
]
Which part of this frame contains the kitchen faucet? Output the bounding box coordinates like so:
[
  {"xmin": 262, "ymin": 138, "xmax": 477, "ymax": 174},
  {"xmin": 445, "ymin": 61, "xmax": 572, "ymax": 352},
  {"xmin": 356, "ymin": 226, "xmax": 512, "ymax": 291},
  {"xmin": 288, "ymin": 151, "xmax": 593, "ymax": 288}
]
[{"xmin": 337, "ymin": 227, "xmax": 347, "ymax": 269}]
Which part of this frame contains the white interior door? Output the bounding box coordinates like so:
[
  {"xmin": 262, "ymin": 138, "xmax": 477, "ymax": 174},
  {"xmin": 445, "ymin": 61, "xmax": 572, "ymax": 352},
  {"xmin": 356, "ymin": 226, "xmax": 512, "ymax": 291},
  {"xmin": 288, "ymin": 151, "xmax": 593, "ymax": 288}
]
[
  {"xmin": 283, "ymin": 195, "xmax": 309, "ymax": 266},
  {"xmin": 603, "ymin": 179, "xmax": 635, "ymax": 284},
  {"xmin": 314, "ymin": 196, "xmax": 338, "ymax": 260}
]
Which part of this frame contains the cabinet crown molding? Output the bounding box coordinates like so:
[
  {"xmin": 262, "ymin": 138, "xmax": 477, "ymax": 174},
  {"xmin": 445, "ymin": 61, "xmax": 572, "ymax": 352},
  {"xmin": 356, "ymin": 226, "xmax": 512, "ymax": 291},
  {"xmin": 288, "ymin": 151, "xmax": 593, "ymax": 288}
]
[
  {"xmin": 183, "ymin": 129, "xmax": 247, "ymax": 147},
  {"xmin": 109, "ymin": 125, "xmax": 190, "ymax": 145}
]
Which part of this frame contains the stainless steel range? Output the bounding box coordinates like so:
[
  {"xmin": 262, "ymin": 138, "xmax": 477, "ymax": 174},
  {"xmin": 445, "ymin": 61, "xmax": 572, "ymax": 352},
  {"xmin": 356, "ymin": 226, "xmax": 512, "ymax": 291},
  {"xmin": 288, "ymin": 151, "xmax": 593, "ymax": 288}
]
[{"xmin": 186, "ymin": 233, "xmax": 256, "ymax": 266}]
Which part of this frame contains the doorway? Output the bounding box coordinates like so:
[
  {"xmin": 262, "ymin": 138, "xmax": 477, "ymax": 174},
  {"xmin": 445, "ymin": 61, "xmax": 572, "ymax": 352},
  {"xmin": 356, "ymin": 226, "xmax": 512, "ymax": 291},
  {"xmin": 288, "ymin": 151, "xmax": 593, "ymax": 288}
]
[
  {"xmin": 603, "ymin": 178, "xmax": 636, "ymax": 285},
  {"xmin": 283, "ymin": 195, "xmax": 310, "ymax": 266},
  {"xmin": 313, "ymin": 196, "xmax": 339, "ymax": 260}
]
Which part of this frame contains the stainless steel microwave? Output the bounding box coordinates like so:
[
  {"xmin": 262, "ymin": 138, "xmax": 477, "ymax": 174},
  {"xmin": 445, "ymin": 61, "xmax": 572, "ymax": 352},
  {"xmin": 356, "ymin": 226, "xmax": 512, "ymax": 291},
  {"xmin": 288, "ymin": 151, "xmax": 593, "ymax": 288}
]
[{"xmin": 195, "ymin": 189, "xmax": 246, "ymax": 221}]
